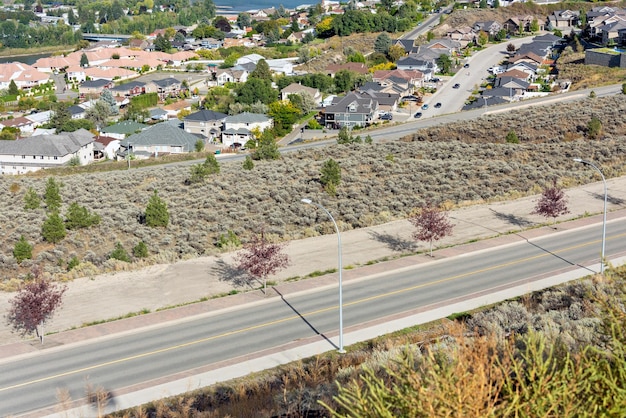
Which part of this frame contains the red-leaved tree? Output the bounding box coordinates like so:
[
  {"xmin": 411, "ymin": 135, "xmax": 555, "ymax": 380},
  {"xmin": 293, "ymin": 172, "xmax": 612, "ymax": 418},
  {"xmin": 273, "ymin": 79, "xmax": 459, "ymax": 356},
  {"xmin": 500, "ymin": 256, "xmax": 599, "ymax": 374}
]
[
  {"xmin": 6, "ymin": 267, "xmax": 67, "ymax": 344},
  {"xmin": 409, "ymin": 202, "xmax": 454, "ymax": 257},
  {"xmin": 236, "ymin": 230, "xmax": 290, "ymax": 295},
  {"xmin": 532, "ymin": 182, "xmax": 569, "ymax": 225}
]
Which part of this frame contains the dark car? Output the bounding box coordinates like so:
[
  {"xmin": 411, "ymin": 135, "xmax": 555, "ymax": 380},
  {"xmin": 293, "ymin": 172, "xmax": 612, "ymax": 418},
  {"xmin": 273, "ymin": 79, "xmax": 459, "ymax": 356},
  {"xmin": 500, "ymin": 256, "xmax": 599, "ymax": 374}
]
[
  {"xmin": 463, "ymin": 63, "xmax": 470, "ymax": 68},
  {"xmin": 434, "ymin": 102, "xmax": 442, "ymax": 108},
  {"xmin": 380, "ymin": 113, "xmax": 393, "ymax": 120},
  {"xmin": 401, "ymin": 95, "xmax": 419, "ymax": 102},
  {"xmin": 414, "ymin": 112, "xmax": 423, "ymax": 118},
  {"xmin": 453, "ymin": 83, "xmax": 461, "ymax": 89},
  {"xmin": 431, "ymin": 77, "xmax": 440, "ymax": 83}
]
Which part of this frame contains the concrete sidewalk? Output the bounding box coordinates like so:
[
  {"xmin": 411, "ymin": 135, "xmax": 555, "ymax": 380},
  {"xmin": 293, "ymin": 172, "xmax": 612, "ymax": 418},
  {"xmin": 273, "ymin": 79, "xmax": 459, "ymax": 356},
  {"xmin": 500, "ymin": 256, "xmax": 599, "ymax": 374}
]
[{"xmin": 1, "ymin": 176, "xmax": 626, "ymax": 357}]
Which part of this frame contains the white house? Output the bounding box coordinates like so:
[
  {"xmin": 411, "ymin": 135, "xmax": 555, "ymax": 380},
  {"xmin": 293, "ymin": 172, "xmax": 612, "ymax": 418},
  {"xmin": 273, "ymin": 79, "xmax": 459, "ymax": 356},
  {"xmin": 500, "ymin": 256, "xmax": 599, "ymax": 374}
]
[
  {"xmin": 0, "ymin": 129, "xmax": 95, "ymax": 175},
  {"xmin": 221, "ymin": 112, "xmax": 273, "ymax": 148}
]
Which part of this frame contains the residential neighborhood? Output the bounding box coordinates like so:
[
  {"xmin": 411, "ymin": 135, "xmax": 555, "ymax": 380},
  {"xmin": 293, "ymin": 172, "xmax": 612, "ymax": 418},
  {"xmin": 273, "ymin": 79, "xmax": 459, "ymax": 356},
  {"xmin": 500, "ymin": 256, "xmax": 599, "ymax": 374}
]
[{"xmin": 0, "ymin": 1, "xmax": 624, "ymax": 174}]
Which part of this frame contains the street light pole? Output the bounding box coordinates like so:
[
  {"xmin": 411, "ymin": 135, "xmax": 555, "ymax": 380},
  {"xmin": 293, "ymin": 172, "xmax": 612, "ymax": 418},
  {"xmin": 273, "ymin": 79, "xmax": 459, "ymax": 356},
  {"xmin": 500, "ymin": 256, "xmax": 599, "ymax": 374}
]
[
  {"xmin": 573, "ymin": 158, "xmax": 607, "ymax": 274},
  {"xmin": 301, "ymin": 198, "xmax": 345, "ymax": 353}
]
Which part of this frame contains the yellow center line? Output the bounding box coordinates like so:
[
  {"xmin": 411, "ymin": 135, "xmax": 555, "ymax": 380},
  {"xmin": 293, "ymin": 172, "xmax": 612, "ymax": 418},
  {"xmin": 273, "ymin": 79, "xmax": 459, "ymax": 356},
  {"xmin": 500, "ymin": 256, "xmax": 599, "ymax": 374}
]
[{"xmin": 2, "ymin": 232, "xmax": 622, "ymax": 392}]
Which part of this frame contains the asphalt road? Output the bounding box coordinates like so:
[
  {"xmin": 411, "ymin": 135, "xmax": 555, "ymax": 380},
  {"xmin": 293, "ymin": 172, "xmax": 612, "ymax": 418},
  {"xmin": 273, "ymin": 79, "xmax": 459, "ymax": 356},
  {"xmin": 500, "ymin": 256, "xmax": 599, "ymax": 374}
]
[{"xmin": 1, "ymin": 220, "xmax": 625, "ymax": 416}]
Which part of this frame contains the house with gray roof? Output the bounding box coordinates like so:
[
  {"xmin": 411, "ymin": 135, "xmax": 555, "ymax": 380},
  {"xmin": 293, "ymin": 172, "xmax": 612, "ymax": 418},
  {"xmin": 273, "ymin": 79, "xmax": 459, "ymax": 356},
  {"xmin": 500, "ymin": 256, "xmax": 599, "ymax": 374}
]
[
  {"xmin": 153, "ymin": 77, "xmax": 184, "ymax": 99},
  {"xmin": 100, "ymin": 120, "xmax": 148, "ymax": 140},
  {"xmin": 323, "ymin": 92, "xmax": 378, "ymax": 129},
  {"xmin": 183, "ymin": 109, "xmax": 227, "ymax": 139},
  {"xmin": 0, "ymin": 129, "xmax": 94, "ymax": 175},
  {"xmin": 222, "ymin": 112, "xmax": 273, "ymax": 148},
  {"xmin": 118, "ymin": 121, "xmax": 199, "ymax": 159}
]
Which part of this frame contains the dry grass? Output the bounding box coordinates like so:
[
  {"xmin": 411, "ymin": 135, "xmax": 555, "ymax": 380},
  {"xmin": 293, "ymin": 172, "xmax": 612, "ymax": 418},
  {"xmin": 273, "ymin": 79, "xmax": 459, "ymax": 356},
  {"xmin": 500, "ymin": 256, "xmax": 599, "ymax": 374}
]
[{"xmin": 0, "ymin": 95, "xmax": 625, "ymax": 285}]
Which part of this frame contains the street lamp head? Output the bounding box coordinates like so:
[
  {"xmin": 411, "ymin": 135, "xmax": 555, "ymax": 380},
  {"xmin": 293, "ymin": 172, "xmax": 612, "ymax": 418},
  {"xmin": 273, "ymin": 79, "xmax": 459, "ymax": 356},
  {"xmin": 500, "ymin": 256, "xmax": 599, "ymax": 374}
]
[
  {"xmin": 301, "ymin": 198, "xmax": 312, "ymax": 205},
  {"xmin": 573, "ymin": 158, "xmax": 583, "ymax": 163}
]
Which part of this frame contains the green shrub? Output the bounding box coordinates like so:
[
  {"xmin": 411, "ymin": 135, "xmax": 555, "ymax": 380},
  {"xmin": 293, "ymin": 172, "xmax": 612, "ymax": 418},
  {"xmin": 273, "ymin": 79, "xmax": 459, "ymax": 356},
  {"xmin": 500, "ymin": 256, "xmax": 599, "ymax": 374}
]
[
  {"xmin": 13, "ymin": 235, "xmax": 32, "ymax": 263},
  {"xmin": 24, "ymin": 186, "xmax": 41, "ymax": 210},
  {"xmin": 42, "ymin": 211, "xmax": 66, "ymax": 243},
  {"xmin": 145, "ymin": 190, "xmax": 169, "ymax": 228},
  {"xmin": 65, "ymin": 202, "xmax": 100, "ymax": 229},
  {"xmin": 110, "ymin": 242, "xmax": 131, "ymax": 262},
  {"xmin": 133, "ymin": 241, "xmax": 149, "ymax": 258},
  {"xmin": 67, "ymin": 256, "xmax": 80, "ymax": 271}
]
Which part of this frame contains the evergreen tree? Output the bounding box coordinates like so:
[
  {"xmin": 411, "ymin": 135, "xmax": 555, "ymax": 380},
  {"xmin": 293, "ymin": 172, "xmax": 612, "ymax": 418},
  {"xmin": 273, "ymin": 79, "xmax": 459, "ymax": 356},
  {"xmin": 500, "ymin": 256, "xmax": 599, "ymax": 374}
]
[
  {"xmin": 65, "ymin": 202, "xmax": 100, "ymax": 230},
  {"xmin": 42, "ymin": 211, "xmax": 66, "ymax": 243},
  {"xmin": 252, "ymin": 130, "xmax": 280, "ymax": 160},
  {"xmin": 133, "ymin": 241, "xmax": 149, "ymax": 258},
  {"xmin": 194, "ymin": 139, "xmax": 205, "ymax": 152},
  {"xmin": 80, "ymin": 52, "xmax": 89, "ymax": 67},
  {"xmin": 13, "ymin": 235, "xmax": 33, "ymax": 263},
  {"xmin": 250, "ymin": 59, "xmax": 272, "ymax": 81},
  {"xmin": 8, "ymin": 80, "xmax": 19, "ymax": 96},
  {"xmin": 587, "ymin": 117, "xmax": 602, "ymax": 139},
  {"xmin": 243, "ymin": 155, "xmax": 255, "ymax": 170},
  {"xmin": 44, "ymin": 177, "xmax": 62, "ymax": 212},
  {"xmin": 24, "ymin": 186, "xmax": 41, "ymax": 210},
  {"xmin": 320, "ymin": 158, "xmax": 341, "ymax": 196},
  {"xmin": 374, "ymin": 33, "xmax": 392, "ymax": 55},
  {"xmin": 145, "ymin": 190, "xmax": 169, "ymax": 227},
  {"xmin": 110, "ymin": 242, "xmax": 131, "ymax": 262},
  {"xmin": 506, "ymin": 130, "xmax": 519, "ymax": 144},
  {"xmin": 100, "ymin": 88, "xmax": 119, "ymax": 115}
]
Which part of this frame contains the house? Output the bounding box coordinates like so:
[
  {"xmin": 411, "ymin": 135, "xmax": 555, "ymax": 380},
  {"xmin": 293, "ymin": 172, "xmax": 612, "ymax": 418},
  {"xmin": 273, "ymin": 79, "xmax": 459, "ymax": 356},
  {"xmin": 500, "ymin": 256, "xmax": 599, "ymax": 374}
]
[
  {"xmin": 393, "ymin": 38, "xmax": 417, "ymax": 54},
  {"xmin": 221, "ymin": 112, "xmax": 273, "ymax": 148},
  {"xmin": 473, "ymin": 21, "xmax": 502, "ymax": 37},
  {"xmin": 110, "ymin": 81, "xmax": 151, "ymax": 97},
  {"xmin": 100, "ymin": 120, "xmax": 147, "ymax": 139},
  {"xmin": 503, "ymin": 16, "xmax": 539, "ymax": 34},
  {"xmin": 0, "ymin": 62, "xmax": 50, "ymax": 90},
  {"xmin": 153, "ymin": 77, "xmax": 184, "ymax": 99},
  {"xmin": 546, "ymin": 10, "xmax": 580, "ymax": 30},
  {"xmin": 84, "ymin": 67, "xmax": 137, "ymax": 81},
  {"xmin": 0, "ymin": 129, "xmax": 94, "ymax": 175},
  {"xmin": 396, "ymin": 55, "xmax": 437, "ymax": 80},
  {"xmin": 94, "ymin": 135, "xmax": 120, "ymax": 159},
  {"xmin": 280, "ymin": 83, "xmax": 322, "ymax": 105},
  {"xmin": 183, "ymin": 109, "xmax": 228, "ymax": 139},
  {"xmin": 599, "ymin": 20, "xmax": 626, "ymax": 45},
  {"xmin": 129, "ymin": 38, "xmax": 152, "ymax": 50},
  {"xmin": 359, "ymin": 90, "xmax": 399, "ymax": 113},
  {"xmin": 446, "ymin": 27, "xmax": 476, "ymax": 48},
  {"xmin": 287, "ymin": 31, "xmax": 307, "ymax": 43},
  {"xmin": 66, "ymin": 66, "xmax": 87, "ymax": 83},
  {"xmin": 162, "ymin": 100, "xmax": 191, "ymax": 118},
  {"xmin": 359, "ymin": 80, "xmax": 409, "ymax": 97},
  {"xmin": 118, "ymin": 121, "xmax": 200, "ymax": 159},
  {"xmin": 68, "ymin": 105, "xmax": 87, "ymax": 119},
  {"xmin": 213, "ymin": 68, "xmax": 249, "ymax": 86},
  {"xmin": 149, "ymin": 108, "xmax": 168, "ymax": 121},
  {"xmin": 493, "ymin": 76, "xmax": 530, "ymax": 98},
  {"xmin": 78, "ymin": 79, "xmax": 114, "ymax": 98},
  {"xmin": 373, "ymin": 69, "xmax": 425, "ymax": 89},
  {"xmin": 24, "ymin": 110, "xmax": 53, "ymax": 127},
  {"xmin": 0, "ymin": 117, "xmax": 36, "ymax": 135},
  {"xmin": 323, "ymin": 92, "xmax": 377, "ymax": 129}
]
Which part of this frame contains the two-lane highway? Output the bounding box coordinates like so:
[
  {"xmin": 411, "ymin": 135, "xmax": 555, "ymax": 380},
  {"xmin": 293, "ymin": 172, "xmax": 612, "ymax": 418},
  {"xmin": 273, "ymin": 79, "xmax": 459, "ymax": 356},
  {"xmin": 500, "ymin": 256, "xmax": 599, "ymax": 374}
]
[{"xmin": 1, "ymin": 220, "xmax": 625, "ymax": 416}]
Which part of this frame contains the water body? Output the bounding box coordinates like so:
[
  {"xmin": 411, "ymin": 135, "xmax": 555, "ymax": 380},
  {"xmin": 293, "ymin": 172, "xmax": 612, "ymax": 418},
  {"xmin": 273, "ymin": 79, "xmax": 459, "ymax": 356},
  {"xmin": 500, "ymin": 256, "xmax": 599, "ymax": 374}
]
[
  {"xmin": 214, "ymin": 0, "xmax": 317, "ymax": 13},
  {"xmin": 0, "ymin": 52, "xmax": 52, "ymax": 65}
]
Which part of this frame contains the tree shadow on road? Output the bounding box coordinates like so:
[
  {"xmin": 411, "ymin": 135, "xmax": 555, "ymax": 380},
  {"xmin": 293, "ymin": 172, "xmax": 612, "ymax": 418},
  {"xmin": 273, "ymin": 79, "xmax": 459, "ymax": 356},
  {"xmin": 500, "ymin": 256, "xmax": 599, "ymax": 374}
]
[
  {"xmin": 368, "ymin": 231, "xmax": 416, "ymax": 252},
  {"xmin": 588, "ymin": 191, "xmax": 625, "ymax": 206},
  {"xmin": 212, "ymin": 258, "xmax": 255, "ymax": 289}
]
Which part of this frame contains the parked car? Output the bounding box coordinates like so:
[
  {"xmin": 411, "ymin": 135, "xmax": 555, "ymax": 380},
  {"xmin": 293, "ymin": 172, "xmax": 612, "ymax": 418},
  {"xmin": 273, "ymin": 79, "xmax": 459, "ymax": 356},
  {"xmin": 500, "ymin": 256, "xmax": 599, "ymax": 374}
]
[
  {"xmin": 421, "ymin": 104, "xmax": 429, "ymax": 110},
  {"xmin": 453, "ymin": 83, "xmax": 461, "ymax": 89},
  {"xmin": 380, "ymin": 113, "xmax": 393, "ymax": 120},
  {"xmin": 434, "ymin": 102, "xmax": 442, "ymax": 108},
  {"xmin": 414, "ymin": 112, "xmax": 423, "ymax": 118},
  {"xmin": 463, "ymin": 63, "xmax": 470, "ymax": 68},
  {"xmin": 431, "ymin": 77, "xmax": 440, "ymax": 83},
  {"xmin": 401, "ymin": 95, "xmax": 419, "ymax": 102}
]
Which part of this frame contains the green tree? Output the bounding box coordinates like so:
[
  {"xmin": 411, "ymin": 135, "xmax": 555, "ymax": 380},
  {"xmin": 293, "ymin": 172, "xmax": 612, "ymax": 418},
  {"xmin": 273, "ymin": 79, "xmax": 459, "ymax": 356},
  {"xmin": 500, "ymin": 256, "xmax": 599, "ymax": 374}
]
[
  {"xmin": 44, "ymin": 177, "xmax": 62, "ymax": 212},
  {"xmin": 252, "ymin": 130, "xmax": 280, "ymax": 160},
  {"xmin": 236, "ymin": 78, "xmax": 277, "ymax": 105},
  {"xmin": 13, "ymin": 235, "xmax": 33, "ymax": 263},
  {"xmin": 65, "ymin": 202, "xmax": 100, "ymax": 230},
  {"xmin": 506, "ymin": 130, "xmax": 519, "ymax": 143},
  {"xmin": 100, "ymin": 88, "xmax": 119, "ymax": 115},
  {"xmin": 269, "ymin": 100, "xmax": 302, "ymax": 136},
  {"xmin": 334, "ymin": 70, "xmax": 356, "ymax": 93},
  {"xmin": 24, "ymin": 186, "xmax": 41, "ymax": 210},
  {"xmin": 587, "ymin": 116, "xmax": 602, "ymax": 139},
  {"xmin": 388, "ymin": 44, "xmax": 406, "ymax": 62},
  {"xmin": 493, "ymin": 0, "xmax": 500, "ymax": 7},
  {"xmin": 80, "ymin": 52, "xmax": 89, "ymax": 67},
  {"xmin": 8, "ymin": 79, "xmax": 19, "ymax": 96},
  {"xmin": 530, "ymin": 18, "xmax": 540, "ymax": 33},
  {"xmin": 194, "ymin": 139, "xmax": 205, "ymax": 152},
  {"xmin": 243, "ymin": 155, "xmax": 254, "ymax": 170},
  {"xmin": 133, "ymin": 241, "xmax": 149, "ymax": 258},
  {"xmin": 110, "ymin": 242, "xmax": 131, "ymax": 262},
  {"xmin": 436, "ymin": 54, "xmax": 452, "ymax": 74},
  {"xmin": 320, "ymin": 158, "xmax": 341, "ymax": 196},
  {"xmin": 50, "ymin": 102, "xmax": 71, "ymax": 133},
  {"xmin": 479, "ymin": 0, "xmax": 487, "ymax": 8},
  {"xmin": 250, "ymin": 59, "xmax": 272, "ymax": 81},
  {"xmin": 154, "ymin": 33, "xmax": 171, "ymax": 51},
  {"xmin": 237, "ymin": 12, "xmax": 251, "ymax": 28},
  {"xmin": 42, "ymin": 211, "xmax": 66, "ymax": 243},
  {"xmin": 374, "ymin": 32, "xmax": 392, "ymax": 55},
  {"xmin": 188, "ymin": 154, "xmax": 220, "ymax": 184},
  {"xmin": 85, "ymin": 100, "xmax": 112, "ymax": 130},
  {"xmin": 145, "ymin": 190, "xmax": 169, "ymax": 227},
  {"xmin": 478, "ymin": 31, "xmax": 489, "ymax": 46}
]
